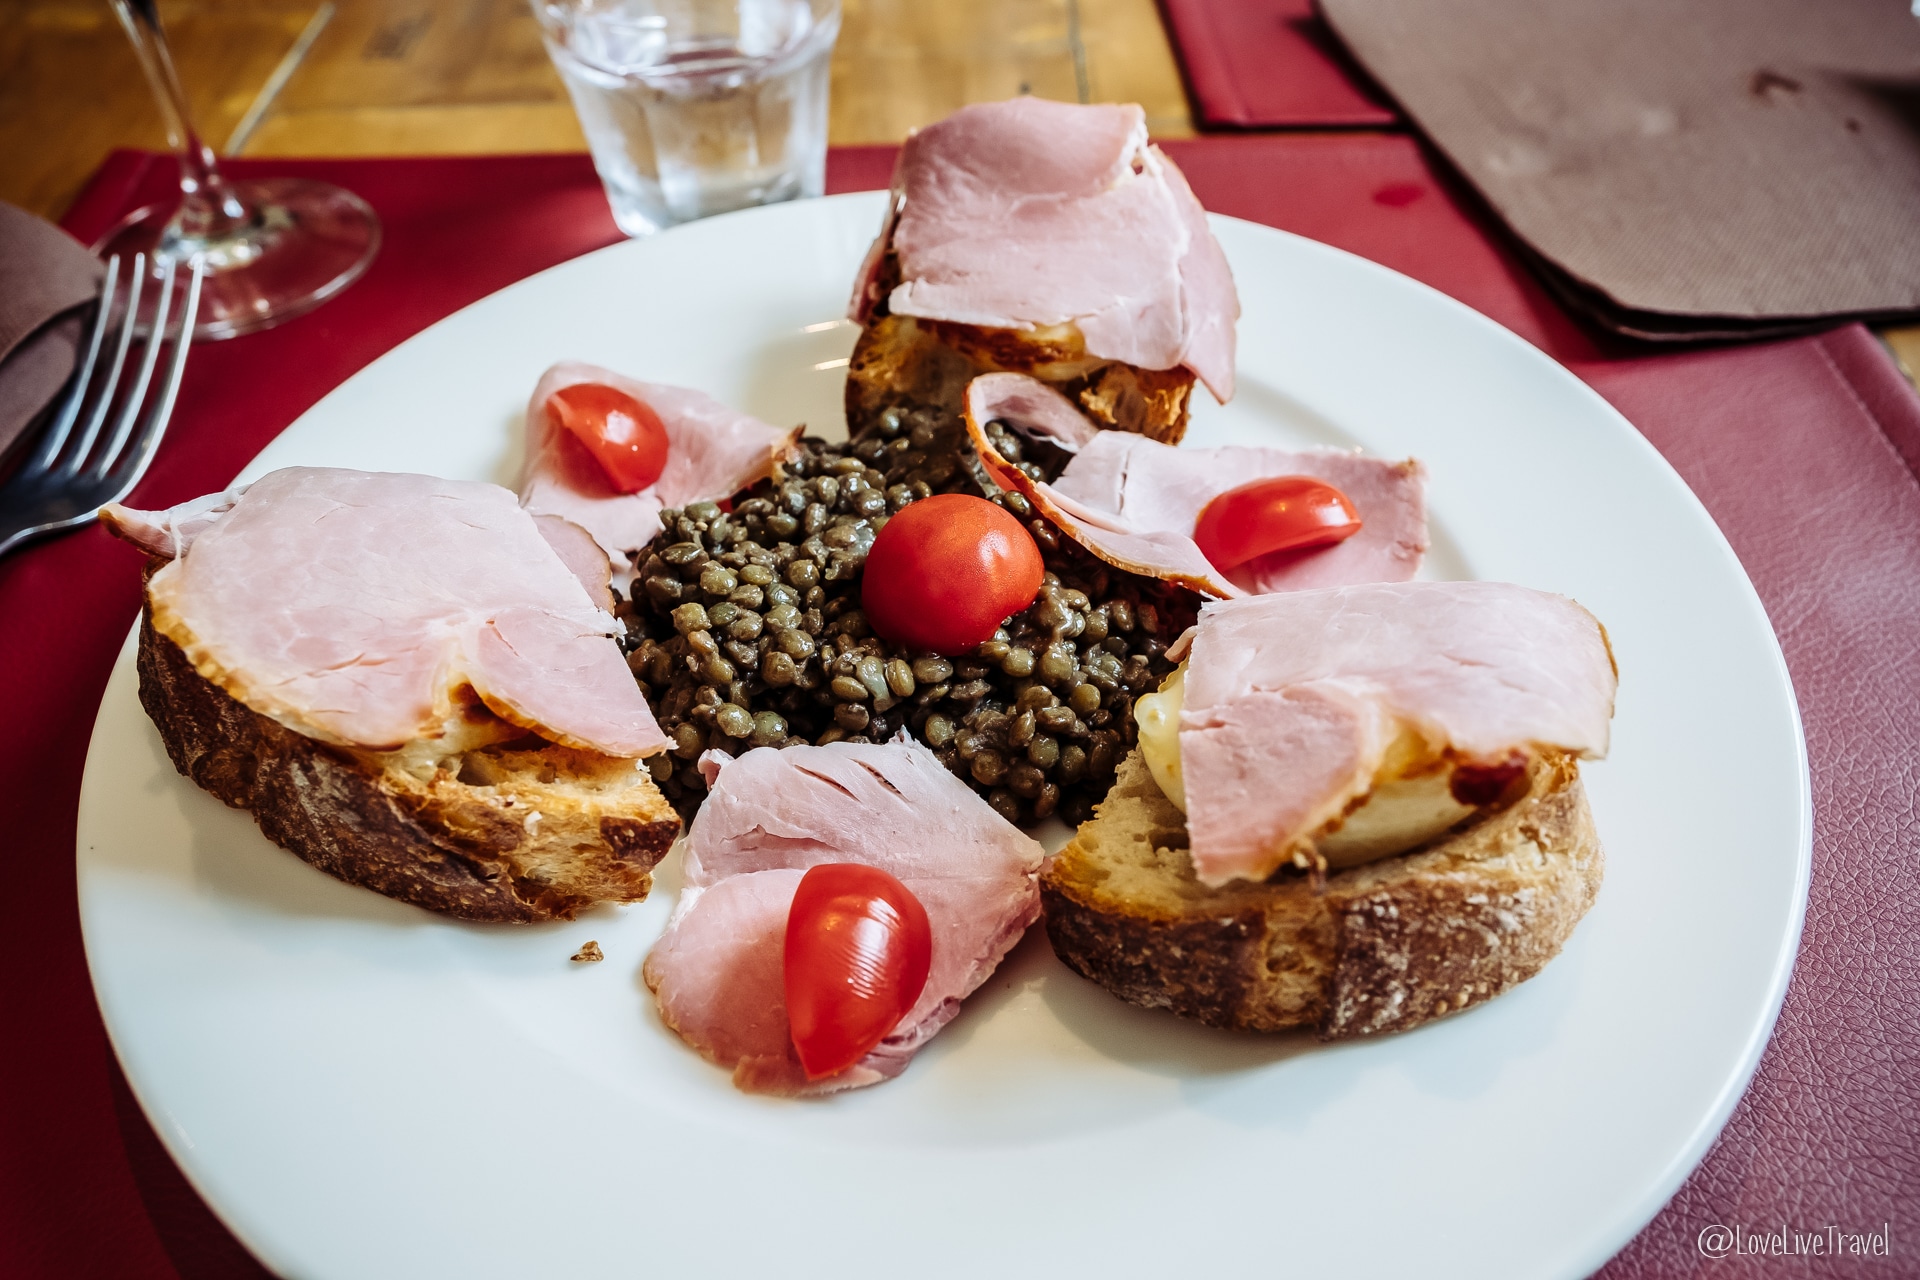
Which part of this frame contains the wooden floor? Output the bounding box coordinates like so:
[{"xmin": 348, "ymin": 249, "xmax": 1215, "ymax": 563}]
[{"xmin": 0, "ymin": 0, "xmax": 1191, "ymax": 222}]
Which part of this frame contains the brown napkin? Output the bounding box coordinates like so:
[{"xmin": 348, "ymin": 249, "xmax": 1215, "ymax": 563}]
[
  {"xmin": 1318, "ymin": 0, "xmax": 1920, "ymax": 341},
  {"xmin": 0, "ymin": 203, "xmax": 104, "ymax": 460}
]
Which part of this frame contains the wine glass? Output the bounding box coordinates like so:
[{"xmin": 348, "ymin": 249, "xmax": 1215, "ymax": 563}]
[{"xmin": 93, "ymin": 0, "xmax": 381, "ymax": 341}]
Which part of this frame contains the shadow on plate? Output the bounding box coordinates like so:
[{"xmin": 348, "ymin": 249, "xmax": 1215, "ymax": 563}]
[
  {"xmin": 1174, "ymin": 929, "xmax": 1590, "ymax": 1129},
  {"xmin": 1421, "ymin": 517, "xmax": 1473, "ymax": 584},
  {"xmin": 490, "ymin": 406, "xmax": 526, "ymax": 491},
  {"xmin": 182, "ymin": 790, "xmax": 432, "ymax": 930},
  {"xmin": 1190, "ymin": 374, "xmax": 1361, "ymax": 452},
  {"xmin": 1029, "ymin": 934, "xmax": 1321, "ymax": 1078}
]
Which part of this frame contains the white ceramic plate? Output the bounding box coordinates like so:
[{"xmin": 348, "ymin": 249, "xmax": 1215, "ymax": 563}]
[{"xmin": 78, "ymin": 193, "xmax": 1809, "ymax": 1280}]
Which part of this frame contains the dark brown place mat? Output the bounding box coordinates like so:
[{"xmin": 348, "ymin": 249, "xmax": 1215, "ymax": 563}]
[
  {"xmin": 1319, "ymin": 0, "xmax": 1920, "ymax": 337},
  {"xmin": 0, "ymin": 202, "xmax": 101, "ymax": 460}
]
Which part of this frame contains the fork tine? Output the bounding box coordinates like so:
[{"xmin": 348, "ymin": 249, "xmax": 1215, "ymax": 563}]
[
  {"xmin": 88, "ymin": 258, "xmax": 177, "ymax": 484},
  {"xmin": 0, "ymin": 257, "xmax": 201, "ymax": 560},
  {"xmin": 19, "ymin": 256, "xmax": 121, "ymax": 476},
  {"xmin": 51, "ymin": 253, "xmax": 146, "ymax": 482},
  {"xmin": 101, "ymin": 262, "xmax": 203, "ymax": 502}
]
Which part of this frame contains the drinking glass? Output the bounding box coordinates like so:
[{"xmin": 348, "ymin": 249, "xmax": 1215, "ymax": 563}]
[
  {"xmin": 95, "ymin": 0, "xmax": 381, "ymax": 341},
  {"xmin": 535, "ymin": 0, "xmax": 841, "ymax": 236}
]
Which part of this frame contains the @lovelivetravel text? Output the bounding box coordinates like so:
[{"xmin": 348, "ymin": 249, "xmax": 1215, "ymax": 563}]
[{"xmin": 1697, "ymin": 1223, "xmax": 1892, "ymax": 1260}]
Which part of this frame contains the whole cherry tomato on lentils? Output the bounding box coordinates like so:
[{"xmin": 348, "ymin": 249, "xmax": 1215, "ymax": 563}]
[
  {"xmin": 546, "ymin": 382, "xmax": 670, "ymax": 494},
  {"xmin": 784, "ymin": 862, "xmax": 933, "ymax": 1080},
  {"xmin": 860, "ymin": 493, "xmax": 1046, "ymax": 655},
  {"xmin": 1192, "ymin": 475, "xmax": 1362, "ymax": 571}
]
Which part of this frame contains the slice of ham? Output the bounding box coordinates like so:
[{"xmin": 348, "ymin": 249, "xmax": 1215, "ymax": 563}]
[
  {"xmin": 644, "ymin": 737, "xmax": 1045, "ymax": 1095},
  {"xmin": 1178, "ymin": 582, "xmax": 1617, "ymax": 886},
  {"xmin": 852, "ymin": 98, "xmax": 1239, "ymax": 402},
  {"xmin": 519, "ymin": 361, "xmax": 800, "ymax": 583},
  {"xmin": 965, "ymin": 374, "xmax": 1428, "ymax": 598},
  {"xmin": 529, "ymin": 513, "xmax": 615, "ymax": 612},
  {"xmin": 965, "ymin": 371, "xmax": 1100, "ymax": 453},
  {"xmin": 107, "ymin": 467, "xmax": 667, "ymax": 758},
  {"xmin": 108, "ymin": 491, "xmax": 618, "ymax": 614},
  {"xmin": 101, "ymin": 485, "xmax": 245, "ymax": 559}
]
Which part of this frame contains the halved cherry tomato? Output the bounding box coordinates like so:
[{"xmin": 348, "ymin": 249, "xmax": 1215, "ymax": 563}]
[
  {"xmin": 784, "ymin": 862, "xmax": 933, "ymax": 1080},
  {"xmin": 1192, "ymin": 475, "xmax": 1362, "ymax": 571},
  {"xmin": 545, "ymin": 382, "xmax": 670, "ymax": 494},
  {"xmin": 860, "ymin": 493, "xmax": 1045, "ymax": 655}
]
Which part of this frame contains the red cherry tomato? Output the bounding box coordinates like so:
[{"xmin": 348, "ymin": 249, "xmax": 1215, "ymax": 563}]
[
  {"xmin": 784, "ymin": 862, "xmax": 933, "ymax": 1080},
  {"xmin": 860, "ymin": 493, "xmax": 1045, "ymax": 655},
  {"xmin": 545, "ymin": 382, "xmax": 670, "ymax": 494},
  {"xmin": 1192, "ymin": 475, "xmax": 1362, "ymax": 571}
]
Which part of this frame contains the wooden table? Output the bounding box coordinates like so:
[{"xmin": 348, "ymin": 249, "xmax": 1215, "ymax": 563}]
[
  {"xmin": 0, "ymin": 0, "xmax": 1191, "ymax": 222},
  {"xmin": 10, "ymin": 0, "xmax": 1919, "ymax": 378}
]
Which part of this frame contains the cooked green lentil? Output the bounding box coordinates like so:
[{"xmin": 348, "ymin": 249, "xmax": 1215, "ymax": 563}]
[{"xmin": 614, "ymin": 418, "xmax": 1195, "ymax": 826}]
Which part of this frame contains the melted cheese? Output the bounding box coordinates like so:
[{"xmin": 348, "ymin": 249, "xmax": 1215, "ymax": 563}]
[
  {"xmin": 1314, "ymin": 766, "xmax": 1474, "ymax": 870},
  {"xmin": 1134, "ymin": 665, "xmax": 1187, "ymax": 810},
  {"xmin": 1134, "ymin": 663, "xmax": 1480, "ymax": 871}
]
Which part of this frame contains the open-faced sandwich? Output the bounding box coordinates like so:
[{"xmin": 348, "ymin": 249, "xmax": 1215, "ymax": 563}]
[
  {"xmin": 1043, "ymin": 582, "xmax": 1617, "ymax": 1039},
  {"xmin": 844, "ymin": 96, "xmax": 1239, "ymax": 466},
  {"xmin": 104, "ymin": 467, "xmax": 679, "ymax": 922}
]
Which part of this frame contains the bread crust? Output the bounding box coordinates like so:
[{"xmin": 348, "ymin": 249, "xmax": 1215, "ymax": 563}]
[
  {"xmin": 1042, "ymin": 750, "xmax": 1603, "ymax": 1038},
  {"xmin": 137, "ymin": 606, "xmax": 678, "ymax": 923},
  {"xmin": 845, "ymin": 312, "xmax": 1194, "ymax": 445}
]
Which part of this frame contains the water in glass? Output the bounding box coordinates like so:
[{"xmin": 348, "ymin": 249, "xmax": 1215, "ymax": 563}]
[{"xmin": 539, "ymin": 0, "xmax": 839, "ymax": 236}]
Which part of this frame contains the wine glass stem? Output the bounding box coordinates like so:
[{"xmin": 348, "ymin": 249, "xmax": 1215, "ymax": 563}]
[{"xmin": 110, "ymin": 0, "xmax": 251, "ymax": 240}]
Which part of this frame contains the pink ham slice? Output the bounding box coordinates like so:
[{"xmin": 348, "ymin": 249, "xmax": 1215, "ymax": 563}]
[
  {"xmin": 851, "ymin": 98, "xmax": 1240, "ymax": 403},
  {"xmin": 965, "ymin": 374, "xmax": 1428, "ymax": 599},
  {"xmin": 1178, "ymin": 582, "xmax": 1617, "ymax": 886},
  {"xmin": 519, "ymin": 361, "xmax": 800, "ymax": 581},
  {"xmin": 101, "ymin": 485, "xmax": 245, "ymax": 559},
  {"xmin": 966, "ymin": 371, "xmax": 1100, "ymax": 453},
  {"xmin": 105, "ymin": 467, "xmax": 667, "ymax": 758},
  {"xmin": 108, "ymin": 488, "xmax": 617, "ymax": 611},
  {"xmin": 529, "ymin": 513, "xmax": 615, "ymax": 611},
  {"xmin": 644, "ymin": 738, "xmax": 1045, "ymax": 1095},
  {"xmin": 111, "ymin": 489, "xmax": 618, "ymax": 614}
]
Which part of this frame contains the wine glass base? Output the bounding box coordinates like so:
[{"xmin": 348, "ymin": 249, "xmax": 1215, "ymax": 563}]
[{"xmin": 93, "ymin": 177, "xmax": 381, "ymax": 342}]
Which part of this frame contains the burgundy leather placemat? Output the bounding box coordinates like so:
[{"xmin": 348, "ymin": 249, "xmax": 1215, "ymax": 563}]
[
  {"xmin": 1157, "ymin": 0, "xmax": 1396, "ymax": 128},
  {"xmin": 4, "ymin": 139, "xmax": 1913, "ymax": 1278}
]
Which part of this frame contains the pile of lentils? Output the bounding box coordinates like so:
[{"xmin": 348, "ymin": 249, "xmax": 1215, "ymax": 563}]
[{"xmin": 614, "ymin": 409, "xmax": 1195, "ymax": 827}]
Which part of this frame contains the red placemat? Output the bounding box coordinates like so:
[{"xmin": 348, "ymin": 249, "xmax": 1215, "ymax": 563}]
[
  {"xmin": 1157, "ymin": 0, "xmax": 1396, "ymax": 128},
  {"xmin": 4, "ymin": 140, "xmax": 1914, "ymax": 1278}
]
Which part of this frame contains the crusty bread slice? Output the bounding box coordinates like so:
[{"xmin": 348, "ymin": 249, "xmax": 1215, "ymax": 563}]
[
  {"xmin": 137, "ymin": 608, "xmax": 679, "ymax": 923},
  {"xmin": 1042, "ymin": 748, "xmax": 1603, "ymax": 1039},
  {"xmin": 845, "ymin": 312, "xmax": 1195, "ymax": 445}
]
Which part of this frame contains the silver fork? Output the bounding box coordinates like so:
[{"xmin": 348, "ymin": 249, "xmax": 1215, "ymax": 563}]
[{"xmin": 0, "ymin": 253, "xmax": 204, "ymax": 558}]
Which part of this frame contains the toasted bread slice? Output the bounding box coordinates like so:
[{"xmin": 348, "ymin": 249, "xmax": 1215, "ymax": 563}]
[
  {"xmin": 137, "ymin": 609, "xmax": 679, "ymax": 923},
  {"xmin": 845, "ymin": 313, "xmax": 1195, "ymax": 446},
  {"xmin": 1042, "ymin": 749, "xmax": 1602, "ymax": 1039}
]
